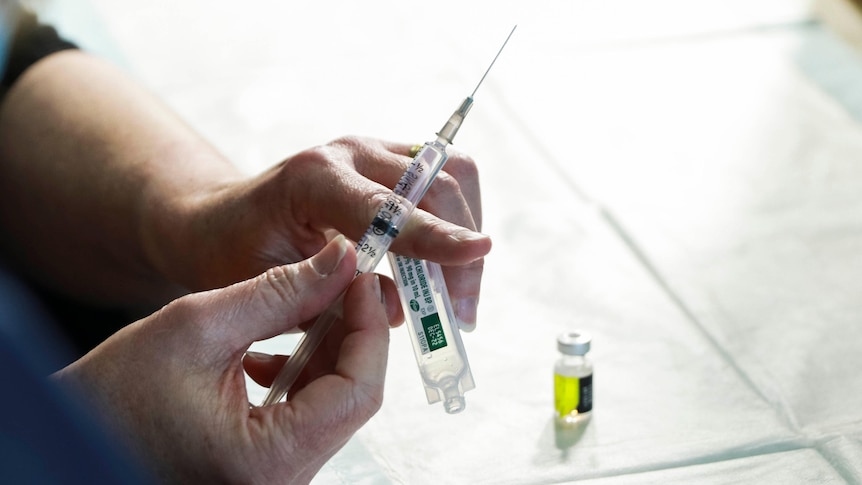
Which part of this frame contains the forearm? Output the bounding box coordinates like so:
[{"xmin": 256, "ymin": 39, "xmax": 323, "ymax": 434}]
[{"xmin": 0, "ymin": 50, "xmax": 242, "ymax": 305}]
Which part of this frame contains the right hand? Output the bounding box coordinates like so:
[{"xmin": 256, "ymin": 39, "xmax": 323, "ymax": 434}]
[{"xmin": 144, "ymin": 136, "xmax": 491, "ymax": 328}]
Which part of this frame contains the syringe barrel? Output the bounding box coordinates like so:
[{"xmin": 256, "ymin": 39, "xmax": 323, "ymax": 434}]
[{"xmin": 354, "ymin": 142, "xmax": 448, "ymax": 275}]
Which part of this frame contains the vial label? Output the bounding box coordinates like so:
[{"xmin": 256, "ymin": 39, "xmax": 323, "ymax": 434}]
[
  {"xmin": 393, "ymin": 256, "xmax": 448, "ymax": 354},
  {"xmin": 554, "ymin": 373, "xmax": 593, "ymax": 418},
  {"xmin": 421, "ymin": 313, "xmax": 448, "ymax": 351},
  {"xmin": 578, "ymin": 374, "xmax": 593, "ymax": 413}
]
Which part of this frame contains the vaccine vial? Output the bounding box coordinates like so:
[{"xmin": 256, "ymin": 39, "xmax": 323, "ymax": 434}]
[{"xmin": 554, "ymin": 331, "xmax": 593, "ymax": 425}]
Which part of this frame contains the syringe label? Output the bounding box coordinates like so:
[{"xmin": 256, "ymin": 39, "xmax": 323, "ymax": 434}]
[
  {"xmin": 355, "ymin": 237, "xmax": 381, "ymax": 261},
  {"xmin": 394, "ymin": 159, "xmax": 424, "ymax": 197},
  {"xmin": 380, "ymin": 194, "xmax": 405, "ymax": 218}
]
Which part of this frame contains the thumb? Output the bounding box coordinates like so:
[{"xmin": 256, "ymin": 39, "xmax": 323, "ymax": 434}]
[{"xmin": 208, "ymin": 235, "xmax": 357, "ymax": 348}]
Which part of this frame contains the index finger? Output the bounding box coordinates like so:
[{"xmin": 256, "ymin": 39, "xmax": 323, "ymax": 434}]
[
  {"xmin": 355, "ymin": 139, "xmax": 483, "ymax": 233},
  {"xmin": 357, "ymin": 140, "xmax": 490, "ymax": 330},
  {"xmin": 294, "ymin": 137, "xmax": 491, "ymax": 327}
]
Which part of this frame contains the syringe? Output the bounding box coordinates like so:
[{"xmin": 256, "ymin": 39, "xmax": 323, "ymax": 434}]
[{"xmin": 261, "ymin": 25, "xmax": 516, "ymax": 407}]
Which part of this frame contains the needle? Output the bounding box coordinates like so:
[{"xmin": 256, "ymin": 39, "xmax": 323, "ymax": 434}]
[{"xmin": 471, "ymin": 25, "xmax": 517, "ymax": 98}]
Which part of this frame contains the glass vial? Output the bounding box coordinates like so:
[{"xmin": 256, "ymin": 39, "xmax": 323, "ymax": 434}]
[{"xmin": 554, "ymin": 331, "xmax": 593, "ymax": 425}]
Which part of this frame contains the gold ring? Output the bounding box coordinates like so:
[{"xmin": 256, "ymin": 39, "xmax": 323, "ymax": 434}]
[{"xmin": 408, "ymin": 144, "xmax": 423, "ymax": 157}]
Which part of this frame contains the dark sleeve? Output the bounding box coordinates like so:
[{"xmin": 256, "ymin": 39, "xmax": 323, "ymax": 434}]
[
  {"xmin": 1, "ymin": 8, "xmax": 78, "ymax": 89},
  {"xmin": 0, "ymin": 8, "xmax": 133, "ymax": 360}
]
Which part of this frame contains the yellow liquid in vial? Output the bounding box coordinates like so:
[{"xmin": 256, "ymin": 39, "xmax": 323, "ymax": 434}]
[{"xmin": 554, "ymin": 373, "xmax": 591, "ymax": 424}]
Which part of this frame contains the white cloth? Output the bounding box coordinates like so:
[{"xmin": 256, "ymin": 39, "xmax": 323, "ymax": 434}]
[{"xmin": 56, "ymin": 1, "xmax": 862, "ymax": 482}]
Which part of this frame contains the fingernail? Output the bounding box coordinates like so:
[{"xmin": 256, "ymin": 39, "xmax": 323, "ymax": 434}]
[
  {"xmin": 311, "ymin": 235, "xmax": 348, "ymax": 276},
  {"xmin": 450, "ymin": 229, "xmax": 489, "ymax": 244},
  {"xmin": 455, "ymin": 297, "xmax": 478, "ymax": 332},
  {"xmin": 372, "ymin": 274, "xmax": 383, "ymax": 303},
  {"xmin": 244, "ymin": 351, "xmax": 275, "ymax": 363}
]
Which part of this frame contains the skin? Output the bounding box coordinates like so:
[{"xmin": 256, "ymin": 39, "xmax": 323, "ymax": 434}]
[
  {"xmin": 55, "ymin": 237, "xmax": 389, "ymax": 483},
  {"xmin": 0, "ymin": 50, "xmax": 490, "ymax": 318},
  {"xmin": 0, "ymin": 50, "xmax": 491, "ymax": 482}
]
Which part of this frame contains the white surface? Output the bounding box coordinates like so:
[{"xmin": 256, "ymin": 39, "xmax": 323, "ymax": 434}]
[{"xmin": 50, "ymin": 0, "xmax": 862, "ymax": 482}]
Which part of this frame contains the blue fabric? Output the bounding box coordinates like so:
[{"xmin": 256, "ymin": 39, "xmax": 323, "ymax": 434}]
[
  {"xmin": 0, "ymin": 6, "xmax": 151, "ymax": 482},
  {"xmin": 0, "ymin": 2, "xmax": 14, "ymax": 73},
  {"xmin": 0, "ymin": 270, "xmax": 153, "ymax": 484}
]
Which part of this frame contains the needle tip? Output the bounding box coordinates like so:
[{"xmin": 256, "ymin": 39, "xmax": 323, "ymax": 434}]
[{"xmin": 470, "ymin": 26, "xmax": 517, "ymax": 98}]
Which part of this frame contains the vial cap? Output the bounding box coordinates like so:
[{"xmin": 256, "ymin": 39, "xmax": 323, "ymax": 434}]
[{"xmin": 557, "ymin": 331, "xmax": 591, "ymax": 355}]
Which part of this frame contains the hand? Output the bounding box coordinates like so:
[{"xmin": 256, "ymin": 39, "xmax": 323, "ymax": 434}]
[
  {"xmin": 143, "ymin": 136, "xmax": 492, "ymax": 328},
  {"xmin": 53, "ymin": 237, "xmax": 391, "ymax": 484}
]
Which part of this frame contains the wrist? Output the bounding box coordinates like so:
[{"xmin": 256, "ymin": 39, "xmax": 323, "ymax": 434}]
[{"xmin": 139, "ymin": 167, "xmax": 245, "ymax": 293}]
